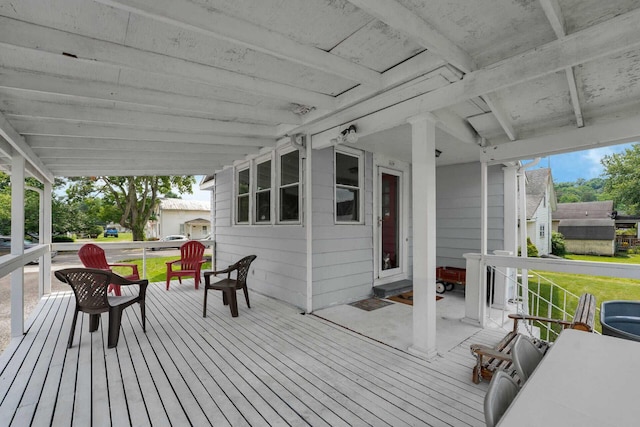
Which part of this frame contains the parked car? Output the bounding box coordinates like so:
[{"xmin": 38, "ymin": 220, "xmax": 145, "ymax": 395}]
[
  {"xmin": 0, "ymin": 236, "xmax": 58, "ymax": 263},
  {"xmin": 152, "ymin": 234, "xmax": 188, "ymax": 250},
  {"xmin": 103, "ymin": 227, "xmax": 119, "ymax": 238}
]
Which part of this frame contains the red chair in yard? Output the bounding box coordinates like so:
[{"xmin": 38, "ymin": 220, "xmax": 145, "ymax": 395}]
[
  {"xmin": 166, "ymin": 240, "xmax": 206, "ymax": 290},
  {"xmin": 78, "ymin": 243, "xmax": 140, "ymax": 296}
]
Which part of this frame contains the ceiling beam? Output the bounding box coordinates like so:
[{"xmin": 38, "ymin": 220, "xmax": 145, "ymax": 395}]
[
  {"xmin": 26, "ymin": 136, "xmax": 257, "ymax": 155},
  {"xmin": 0, "ymin": 16, "xmax": 336, "ymax": 110},
  {"xmin": 50, "ymin": 167, "xmax": 224, "ymax": 177},
  {"xmin": 0, "ymin": 69, "xmax": 301, "ymax": 125},
  {"xmin": 539, "ymin": 0, "xmax": 584, "ymax": 128},
  {"xmin": 347, "ymin": 0, "xmax": 475, "ymax": 73},
  {"xmin": 481, "ymin": 114, "xmax": 640, "ymax": 163},
  {"xmin": 481, "ymin": 95, "xmax": 517, "ymax": 141},
  {"xmin": 10, "ymin": 119, "xmax": 275, "ymax": 147},
  {"xmin": 2, "ymin": 99, "xmax": 277, "ymax": 137},
  {"xmin": 0, "ymin": 112, "xmax": 54, "ymax": 182},
  {"xmin": 95, "ymin": 0, "xmax": 382, "ymax": 88},
  {"xmin": 305, "ymin": 8, "xmax": 640, "ymax": 139},
  {"xmin": 35, "ymin": 149, "xmax": 241, "ymax": 163}
]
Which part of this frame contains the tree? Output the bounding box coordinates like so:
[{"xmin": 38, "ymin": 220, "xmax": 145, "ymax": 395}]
[
  {"xmin": 601, "ymin": 144, "xmax": 640, "ymax": 214},
  {"xmin": 67, "ymin": 176, "xmax": 195, "ymax": 240}
]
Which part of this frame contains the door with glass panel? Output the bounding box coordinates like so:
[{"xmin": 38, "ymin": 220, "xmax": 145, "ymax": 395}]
[{"xmin": 378, "ymin": 168, "xmax": 403, "ymax": 278}]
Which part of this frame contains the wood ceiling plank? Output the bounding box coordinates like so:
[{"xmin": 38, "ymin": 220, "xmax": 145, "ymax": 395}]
[{"xmin": 95, "ymin": 0, "xmax": 382, "ymax": 88}]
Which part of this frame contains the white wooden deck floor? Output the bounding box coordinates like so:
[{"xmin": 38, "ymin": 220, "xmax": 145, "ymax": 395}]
[{"xmin": 0, "ymin": 280, "xmax": 504, "ymax": 426}]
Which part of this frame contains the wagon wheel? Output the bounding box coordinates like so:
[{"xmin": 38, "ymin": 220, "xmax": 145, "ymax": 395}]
[
  {"xmin": 436, "ymin": 281, "xmax": 446, "ymax": 294},
  {"xmin": 445, "ymin": 282, "xmax": 454, "ymax": 291}
]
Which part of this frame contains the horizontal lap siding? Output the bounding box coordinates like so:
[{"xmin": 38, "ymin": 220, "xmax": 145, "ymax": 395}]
[
  {"xmin": 312, "ymin": 148, "xmax": 374, "ymax": 310},
  {"xmin": 214, "ymin": 168, "xmax": 307, "ymax": 309},
  {"xmin": 436, "ymin": 163, "xmax": 504, "ymax": 268}
]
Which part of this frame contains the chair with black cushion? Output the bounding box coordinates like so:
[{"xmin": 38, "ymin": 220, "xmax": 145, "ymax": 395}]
[
  {"xmin": 512, "ymin": 335, "xmax": 545, "ymax": 383},
  {"xmin": 203, "ymin": 255, "xmax": 257, "ymax": 317},
  {"xmin": 55, "ymin": 268, "xmax": 148, "ymax": 349},
  {"xmin": 484, "ymin": 370, "xmax": 520, "ymax": 427}
]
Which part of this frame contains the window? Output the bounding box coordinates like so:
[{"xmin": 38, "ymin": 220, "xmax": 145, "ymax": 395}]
[
  {"xmin": 202, "ymin": 225, "xmax": 207, "ymax": 233},
  {"xmin": 233, "ymin": 146, "xmax": 301, "ymax": 225},
  {"xmin": 539, "ymin": 224, "xmax": 545, "ymax": 238},
  {"xmin": 255, "ymin": 159, "xmax": 271, "ymax": 223},
  {"xmin": 279, "ymin": 150, "xmax": 300, "ymax": 222},
  {"xmin": 236, "ymin": 167, "xmax": 250, "ymax": 223},
  {"xmin": 335, "ymin": 150, "xmax": 362, "ymax": 223}
]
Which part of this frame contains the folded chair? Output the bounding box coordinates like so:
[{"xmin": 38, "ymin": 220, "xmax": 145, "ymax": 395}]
[
  {"xmin": 203, "ymin": 255, "xmax": 257, "ymax": 317},
  {"xmin": 165, "ymin": 240, "xmax": 206, "ymax": 290},
  {"xmin": 78, "ymin": 243, "xmax": 140, "ymax": 296},
  {"xmin": 484, "ymin": 370, "xmax": 520, "ymax": 427},
  {"xmin": 55, "ymin": 268, "xmax": 148, "ymax": 349},
  {"xmin": 512, "ymin": 335, "xmax": 545, "ymax": 383}
]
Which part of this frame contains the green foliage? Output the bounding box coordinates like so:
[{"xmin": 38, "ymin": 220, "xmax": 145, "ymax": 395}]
[
  {"xmin": 551, "ymin": 231, "xmax": 567, "ymax": 256},
  {"xmin": 601, "ymin": 144, "xmax": 640, "ymax": 214},
  {"xmin": 94, "ymin": 232, "xmax": 132, "ymax": 242},
  {"xmin": 554, "ymin": 177, "xmax": 606, "ymax": 203},
  {"xmin": 52, "ymin": 235, "xmax": 74, "ymax": 242},
  {"xmin": 67, "ymin": 176, "xmax": 195, "ymax": 241},
  {"xmin": 88, "ymin": 225, "xmax": 104, "ymax": 238},
  {"xmin": 519, "ymin": 237, "xmax": 539, "ymax": 257}
]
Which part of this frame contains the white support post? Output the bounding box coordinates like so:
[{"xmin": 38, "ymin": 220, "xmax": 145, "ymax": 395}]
[
  {"xmin": 42, "ymin": 181, "xmax": 52, "ymax": 295},
  {"xmin": 479, "ymin": 161, "xmax": 488, "ymax": 320},
  {"xmin": 304, "ymin": 134, "xmax": 313, "ymax": 313},
  {"xmin": 11, "ymin": 153, "xmax": 25, "ymax": 337},
  {"xmin": 518, "ymin": 168, "xmax": 530, "ymax": 313},
  {"xmin": 501, "ymin": 164, "xmax": 519, "ymax": 303},
  {"xmin": 408, "ymin": 114, "xmax": 437, "ymax": 358}
]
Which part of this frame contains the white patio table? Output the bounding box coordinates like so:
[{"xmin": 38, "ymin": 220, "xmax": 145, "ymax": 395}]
[{"xmin": 498, "ymin": 328, "xmax": 640, "ymax": 426}]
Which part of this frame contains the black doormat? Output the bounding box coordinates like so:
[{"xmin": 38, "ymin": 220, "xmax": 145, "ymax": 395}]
[{"xmin": 349, "ymin": 298, "xmax": 394, "ymax": 311}]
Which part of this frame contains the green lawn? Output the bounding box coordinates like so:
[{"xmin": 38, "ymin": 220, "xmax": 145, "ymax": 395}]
[
  {"xmin": 111, "ymin": 256, "xmax": 211, "ymax": 283},
  {"xmin": 529, "ymin": 253, "xmax": 640, "ymax": 337},
  {"xmin": 92, "ymin": 232, "xmax": 133, "ymax": 243}
]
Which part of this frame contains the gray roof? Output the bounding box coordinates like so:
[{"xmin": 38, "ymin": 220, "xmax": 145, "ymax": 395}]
[
  {"xmin": 553, "ymin": 201, "xmax": 614, "ymax": 220},
  {"xmin": 558, "ymin": 218, "xmax": 616, "ymax": 240},
  {"xmin": 159, "ymin": 198, "xmax": 210, "ymax": 211},
  {"xmin": 525, "ymin": 168, "xmax": 553, "ymax": 219}
]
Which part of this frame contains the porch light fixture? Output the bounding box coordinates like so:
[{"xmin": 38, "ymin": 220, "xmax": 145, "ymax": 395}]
[
  {"xmin": 331, "ymin": 124, "xmax": 358, "ymax": 146},
  {"xmin": 435, "ymin": 149, "xmax": 442, "ymax": 158}
]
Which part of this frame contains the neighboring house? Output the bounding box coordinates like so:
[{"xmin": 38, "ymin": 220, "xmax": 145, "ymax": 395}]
[
  {"xmin": 147, "ymin": 198, "xmax": 211, "ymax": 240},
  {"xmin": 553, "ymin": 201, "xmax": 616, "ymax": 256},
  {"xmin": 522, "ymin": 168, "xmax": 556, "ymax": 256},
  {"xmin": 205, "ymin": 142, "xmax": 508, "ymax": 311}
]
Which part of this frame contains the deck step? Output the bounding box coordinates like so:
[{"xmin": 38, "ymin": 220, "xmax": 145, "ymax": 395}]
[{"xmin": 373, "ymin": 280, "xmax": 412, "ymax": 298}]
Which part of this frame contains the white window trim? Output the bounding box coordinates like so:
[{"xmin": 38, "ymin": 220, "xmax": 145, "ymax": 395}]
[
  {"xmin": 334, "ymin": 146, "xmax": 364, "ymax": 225},
  {"xmin": 234, "ymin": 162, "xmax": 251, "ymax": 225},
  {"xmin": 277, "ymin": 145, "xmax": 302, "ymax": 225},
  {"xmin": 254, "ymin": 153, "xmax": 275, "ymax": 225}
]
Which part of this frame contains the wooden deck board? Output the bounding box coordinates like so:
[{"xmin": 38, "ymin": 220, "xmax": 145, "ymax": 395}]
[{"xmin": 0, "ymin": 280, "xmax": 490, "ymax": 426}]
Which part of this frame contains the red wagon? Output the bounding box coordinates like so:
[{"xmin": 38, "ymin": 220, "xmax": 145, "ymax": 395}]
[{"xmin": 435, "ymin": 266, "xmax": 466, "ymax": 294}]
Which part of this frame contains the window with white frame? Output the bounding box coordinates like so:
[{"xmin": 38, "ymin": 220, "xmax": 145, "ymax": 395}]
[
  {"xmin": 255, "ymin": 159, "xmax": 272, "ymax": 223},
  {"xmin": 335, "ymin": 149, "xmax": 362, "ymax": 223},
  {"xmin": 279, "ymin": 149, "xmax": 300, "ymax": 222},
  {"xmin": 236, "ymin": 166, "xmax": 250, "ymax": 224},
  {"xmin": 539, "ymin": 224, "xmax": 545, "ymax": 238},
  {"xmin": 234, "ymin": 147, "xmax": 301, "ymax": 225}
]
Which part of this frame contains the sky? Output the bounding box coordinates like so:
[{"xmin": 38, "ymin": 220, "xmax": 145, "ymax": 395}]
[
  {"xmin": 523, "ymin": 142, "xmax": 637, "ymax": 183},
  {"xmin": 182, "ymin": 175, "xmax": 211, "ymax": 201}
]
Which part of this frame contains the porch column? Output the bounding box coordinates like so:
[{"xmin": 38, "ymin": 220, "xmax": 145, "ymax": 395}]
[
  {"xmin": 408, "ymin": 114, "xmax": 437, "ymax": 358},
  {"xmin": 303, "ymin": 134, "xmax": 313, "ymax": 313},
  {"xmin": 42, "ymin": 181, "xmax": 52, "ymax": 295},
  {"xmin": 496, "ymin": 164, "xmax": 519, "ymax": 306},
  {"xmin": 11, "ymin": 153, "xmax": 25, "ymax": 337}
]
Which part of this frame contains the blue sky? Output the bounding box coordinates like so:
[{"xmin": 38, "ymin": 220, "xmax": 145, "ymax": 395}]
[{"xmin": 524, "ymin": 142, "xmax": 637, "ymax": 183}]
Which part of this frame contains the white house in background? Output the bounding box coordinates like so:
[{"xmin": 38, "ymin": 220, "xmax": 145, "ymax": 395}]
[
  {"xmin": 147, "ymin": 198, "xmax": 211, "ymax": 240},
  {"xmin": 523, "ymin": 168, "xmax": 556, "ymax": 256}
]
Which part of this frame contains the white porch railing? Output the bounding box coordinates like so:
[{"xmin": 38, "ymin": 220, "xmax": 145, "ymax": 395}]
[
  {"xmin": 464, "ymin": 252, "xmax": 640, "ymax": 336},
  {"xmin": 0, "ymin": 240, "xmax": 215, "ymax": 339}
]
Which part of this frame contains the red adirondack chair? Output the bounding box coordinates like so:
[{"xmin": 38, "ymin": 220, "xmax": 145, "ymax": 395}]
[
  {"xmin": 78, "ymin": 243, "xmax": 140, "ymax": 296},
  {"xmin": 165, "ymin": 240, "xmax": 206, "ymax": 290}
]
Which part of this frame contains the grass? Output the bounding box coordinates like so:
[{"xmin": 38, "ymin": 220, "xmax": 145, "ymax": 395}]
[
  {"xmin": 91, "ymin": 232, "xmax": 133, "ymax": 243},
  {"xmin": 528, "ymin": 253, "xmax": 640, "ymax": 338},
  {"xmin": 110, "ymin": 255, "xmax": 211, "ymax": 283}
]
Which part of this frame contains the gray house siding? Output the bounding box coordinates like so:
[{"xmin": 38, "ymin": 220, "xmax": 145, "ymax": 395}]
[
  {"xmin": 214, "ymin": 167, "xmax": 308, "ymax": 308},
  {"xmin": 311, "ymin": 148, "xmax": 374, "ymax": 310},
  {"xmin": 436, "ymin": 163, "xmax": 505, "ymax": 268}
]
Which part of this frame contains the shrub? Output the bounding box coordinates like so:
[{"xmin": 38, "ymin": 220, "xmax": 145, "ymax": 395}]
[
  {"xmin": 88, "ymin": 225, "xmax": 103, "ymax": 238},
  {"xmin": 551, "ymin": 231, "xmax": 567, "ymax": 256},
  {"xmin": 53, "ymin": 235, "xmax": 74, "ymax": 243},
  {"xmin": 519, "ymin": 237, "xmax": 539, "ymax": 257}
]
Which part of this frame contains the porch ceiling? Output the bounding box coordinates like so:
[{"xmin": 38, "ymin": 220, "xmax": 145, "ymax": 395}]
[{"xmin": 0, "ymin": 0, "xmax": 640, "ymax": 180}]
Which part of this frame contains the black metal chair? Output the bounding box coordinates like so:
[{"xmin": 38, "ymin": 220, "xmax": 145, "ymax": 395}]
[
  {"xmin": 203, "ymin": 255, "xmax": 256, "ymax": 317},
  {"xmin": 55, "ymin": 268, "xmax": 148, "ymax": 348}
]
